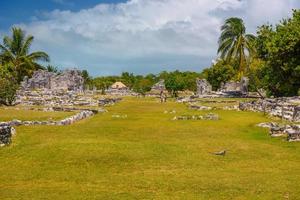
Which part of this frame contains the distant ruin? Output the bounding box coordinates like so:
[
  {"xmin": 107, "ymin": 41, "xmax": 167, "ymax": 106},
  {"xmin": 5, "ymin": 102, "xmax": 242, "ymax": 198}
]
[
  {"xmin": 151, "ymin": 80, "xmax": 166, "ymax": 91},
  {"xmin": 220, "ymin": 77, "xmax": 249, "ymax": 96},
  {"xmin": 196, "ymin": 79, "xmax": 212, "ymax": 95},
  {"xmin": 20, "ymin": 69, "xmax": 84, "ymax": 92}
]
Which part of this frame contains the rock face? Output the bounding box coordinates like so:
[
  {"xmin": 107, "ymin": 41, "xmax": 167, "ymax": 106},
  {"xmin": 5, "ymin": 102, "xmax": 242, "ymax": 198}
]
[
  {"xmin": 21, "ymin": 69, "xmax": 84, "ymax": 91},
  {"xmin": 0, "ymin": 124, "xmax": 14, "ymax": 146},
  {"xmin": 196, "ymin": 79, "xmax": 212, "ymax": 95},
  {"xmin": 240, "ymin": 97, "xmax": 300, "ymax": 122}
]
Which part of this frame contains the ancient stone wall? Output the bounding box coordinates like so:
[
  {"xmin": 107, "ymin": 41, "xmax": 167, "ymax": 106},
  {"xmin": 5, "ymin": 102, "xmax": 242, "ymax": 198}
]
[
  {"xmin": 20, "ymin": 69, "xmax": 84, "ymax": 91},
  {"xmin": 240, "ymin": 97, "xmax": 300, "ymax": 122},
  {"xmin": 220, "ymin": 77, "xmax": 249, "ymax": 95}
]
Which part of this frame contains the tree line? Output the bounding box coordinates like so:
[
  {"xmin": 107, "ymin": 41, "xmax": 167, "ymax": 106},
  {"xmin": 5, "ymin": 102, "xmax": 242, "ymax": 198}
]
[{"xmin": 1, "ymin": 9, "xmax": 300, "ymax": 105}]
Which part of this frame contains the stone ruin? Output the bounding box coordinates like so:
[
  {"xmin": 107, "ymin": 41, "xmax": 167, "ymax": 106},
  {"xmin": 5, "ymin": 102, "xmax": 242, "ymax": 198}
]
[
  {"xmin": 196, "ymin": 79, "xmax": 212, "ymax": 95},
  {"xmin": 151, "ymin": 80, "xmax": 166, "ymax": 91},
  {"xmin": 21, "ymin": 69, "xmax": 84, "ymax": 91},
  {"xmin": 220, "ymin": 77, "xmax": 249, "ymax": 96},
  {"xmin": 195, "ymin": 77, "xmax": 249, "ymax": 97},
  {"xmin": 239, "ymin": 96, "xmax": 300, "ymax": 122},
  {"xmin": 257, "ymin": 122, "xmax": 300, "ymax": 142},
  {"xmin": 16, "ymin": 69, "xmax": 102, "ymax": 107}
]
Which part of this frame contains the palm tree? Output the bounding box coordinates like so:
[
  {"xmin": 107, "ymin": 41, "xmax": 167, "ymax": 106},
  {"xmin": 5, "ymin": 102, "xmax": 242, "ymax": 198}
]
[
  {"xmin": 0, "ymin": 27, "xmax": 49, "ymax": 82},
  {"xmin": 218, "ymin": 17, "xmax": 256, "ymax": 77}
]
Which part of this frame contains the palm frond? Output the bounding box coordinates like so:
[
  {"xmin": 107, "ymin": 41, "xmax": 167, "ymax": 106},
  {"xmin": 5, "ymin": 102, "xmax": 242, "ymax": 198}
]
[{"xmin": 27, "ymin": 51, "xmax": 50, "ymax": 62}]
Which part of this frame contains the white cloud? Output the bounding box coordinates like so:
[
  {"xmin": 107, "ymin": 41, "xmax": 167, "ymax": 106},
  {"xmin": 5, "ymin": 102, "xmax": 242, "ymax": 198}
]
[{"xmin": 14, "ymin": 0, "xmax": 300, "ymax": 75}]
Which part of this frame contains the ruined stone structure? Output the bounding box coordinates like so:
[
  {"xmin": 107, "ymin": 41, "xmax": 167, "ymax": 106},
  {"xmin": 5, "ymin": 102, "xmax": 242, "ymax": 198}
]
[
  {"xmin": 240, "ymin": 97, "xmax": 300, "ymax": 122},
  {"xmin": 196, "ymin": 79, "xmax": 212, "ymax": 95},
  {"xmin": 220, "ymin": 77, "xmax": 249, "ymax": 95},
  {"xmin": 151, "ymin": 80, "xmax": 166, "ymax": 91},
  {"xmin": 21, "ymin": 69, "xmax": 84, "ymax": 91}
]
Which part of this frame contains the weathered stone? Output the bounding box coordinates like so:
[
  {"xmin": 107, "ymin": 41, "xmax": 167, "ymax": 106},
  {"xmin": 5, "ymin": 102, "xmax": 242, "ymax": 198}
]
[
  {"xmin": 20, "ymin": 69, "xmax": 84, "ymax": 91},
  {"xmin": 0, "ymin": 125, "xmax": 13, "ymax": 146},
  {"xmin": 173, "ymin": 113, "xmax": 219, "ymax": 121},
  {"xmin": 196, "ymin": 79, "xmax": 212, "ymax": 95},
  {"xmin": 240, "ymin": 97, "xmax": 300, "ymax": 122},
  {"xmin": 220, "ymin": 77, "xmax": 249, "ymax": 96},
  {"xmin": 190, "ymin": 105, "xmax": 212, "ymax": 110},
  {"xmin": 151, "ymin": 80, "xmax": 166, "ymax": 91}
]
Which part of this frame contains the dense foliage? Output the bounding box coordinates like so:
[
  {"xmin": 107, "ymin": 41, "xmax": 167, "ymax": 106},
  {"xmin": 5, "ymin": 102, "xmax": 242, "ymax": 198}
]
[
  {"xmin": 90, "ymin": 71, "xmax": 202, "ymax": 96},
  {"xmin": 202, "ymin": 60, "xmax": 236, "ymax": 91},
  {"xmin": 254, "ymin": 9, "xmax": 300, "ymax": 96},
  {"xmin": 0, "ymin": 27, "xmax": 50, "ymax": 105}
]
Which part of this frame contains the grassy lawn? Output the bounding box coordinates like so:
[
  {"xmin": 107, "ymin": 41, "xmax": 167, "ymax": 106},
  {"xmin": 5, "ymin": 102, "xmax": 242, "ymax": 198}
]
[
  {"xmin": 0, "ymin": 98, "xmax": 300, "ymax": 199},
  {"xmin": 0, "ymin": 108, "xmax": 76, "ymax": 121}
]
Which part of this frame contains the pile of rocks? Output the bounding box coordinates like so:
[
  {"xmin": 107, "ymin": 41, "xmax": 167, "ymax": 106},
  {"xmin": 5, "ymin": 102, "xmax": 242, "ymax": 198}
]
[
  {"xmin": 240, "ymin": 97, "xmax": 300, "ymax": 122},
  {"xmin": 257, "ymin": 122, "xmax": 300, "ymax": 141},
  {"xmin": 0, "ymin": 123, "xmax": 16, "ymax": 147},
  {"xmin": 173, "ymin": 113, "xmax": 219, "ymax": 121}
]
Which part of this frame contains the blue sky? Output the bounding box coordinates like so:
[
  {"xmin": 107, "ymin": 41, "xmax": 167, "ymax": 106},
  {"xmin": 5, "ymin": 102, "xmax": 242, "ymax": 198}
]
[
  {"xmin": 0, "ymin": 0, "xmax": 125, "ymax": 29},
  {"xmin": 1, "ymin": 0, "xmax": 300, "ymax": 76}
]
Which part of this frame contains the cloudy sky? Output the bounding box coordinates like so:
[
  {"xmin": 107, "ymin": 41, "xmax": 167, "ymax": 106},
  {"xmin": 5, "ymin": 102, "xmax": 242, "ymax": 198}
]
[{"xmin": 0, "ymin": 0, "xmax": 299, "ymax": 76}]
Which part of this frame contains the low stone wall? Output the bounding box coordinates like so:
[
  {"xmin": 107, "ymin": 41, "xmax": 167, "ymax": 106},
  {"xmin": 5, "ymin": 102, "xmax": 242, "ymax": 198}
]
[
  {"xmin": 4, "ymin": 110, "xmax": 95, "ymax": 127},
  {"xmin": 0, "ymin": 124, "xmax": 16, "ymax": 147},
  {"xmin": 240, "ymin": 97, "xmax": 300, "ymax": 122}
]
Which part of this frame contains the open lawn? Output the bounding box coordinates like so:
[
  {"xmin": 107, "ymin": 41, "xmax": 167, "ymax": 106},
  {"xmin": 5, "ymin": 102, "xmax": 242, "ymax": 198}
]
[
  {"xmin": 0, "ymin": 108, "xmax": 75, "ymax": 121},
  {"xmin": 1, "ymin": 98, "xmax": 300, "ymax": 199}
]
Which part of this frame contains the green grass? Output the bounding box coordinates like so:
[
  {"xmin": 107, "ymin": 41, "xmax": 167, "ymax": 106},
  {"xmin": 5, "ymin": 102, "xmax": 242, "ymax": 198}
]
[
  {"xmin": 0, "ymin": 98, "xmax": 300, "ymax": 199},
  {"xmin": 0, "ymin": 108, "xmax": 76, "ymax": 121}
]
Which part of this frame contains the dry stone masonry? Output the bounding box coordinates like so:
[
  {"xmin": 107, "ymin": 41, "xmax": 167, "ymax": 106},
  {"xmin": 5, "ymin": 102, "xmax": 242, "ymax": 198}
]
[
  {"xmin": 240, "ymin": 97, "xmax": 300, "ymax": 122},
  {"xmin": 2, "ymin": 110, "xmax": 95, "ymax": 127}
]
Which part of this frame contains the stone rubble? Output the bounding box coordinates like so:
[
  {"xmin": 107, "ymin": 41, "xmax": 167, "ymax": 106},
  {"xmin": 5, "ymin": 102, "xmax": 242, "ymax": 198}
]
[
  {"xmin": 189, "ymin": 104, "xmax": 212, "ymax": 111},
  {"xmin": 16, "ymin": 90, "xmax": 100, "ymax": 107},
  {"xmin": 257, "ymin": 122, "xmax": 300, "ymax": 141},
  {"xmin": 98, "ymin": 98, "xmax": 122, "ymax": 106},
  {"xmin": 173, "ymin": 113, "xmax": 219, "ymax": 121},
  {"xmin": 240, "ymin": 97, "xmax": 300, "ymax": 122}
]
